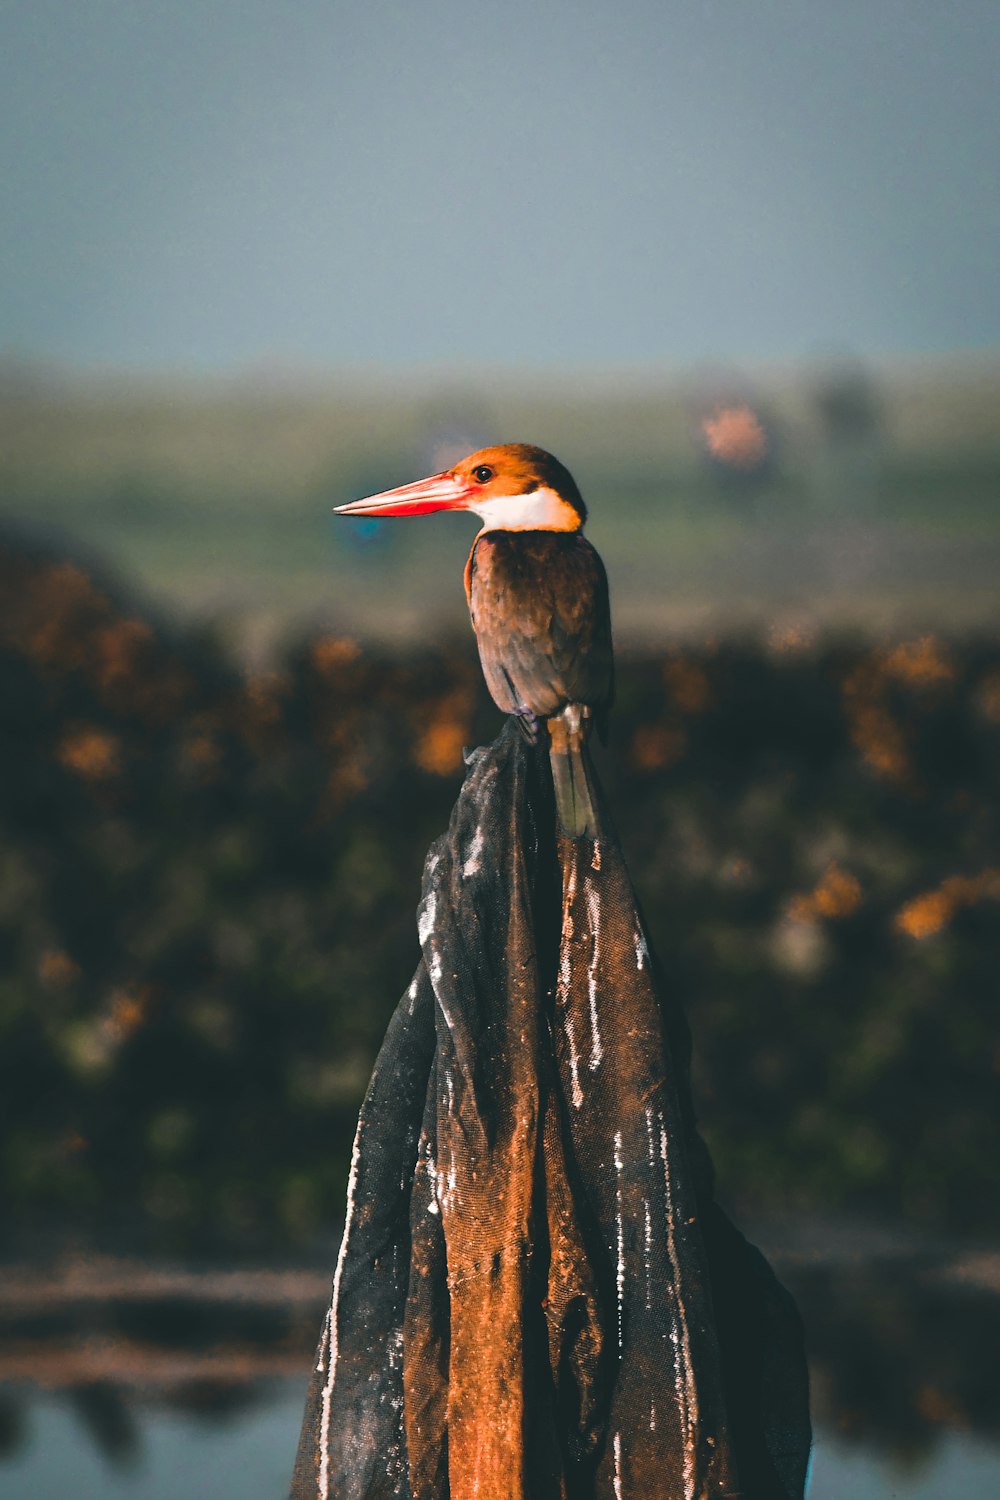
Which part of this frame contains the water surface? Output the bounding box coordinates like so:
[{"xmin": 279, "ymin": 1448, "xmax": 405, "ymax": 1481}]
[{"xmin": 3, "ymin": 1385, "xmax": 999, "ymax": 1500}]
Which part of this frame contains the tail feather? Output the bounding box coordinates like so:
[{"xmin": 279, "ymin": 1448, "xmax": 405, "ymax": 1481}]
[{"xmin": 548, "ymin": 706, "xmax": 599, "ymax": 839}]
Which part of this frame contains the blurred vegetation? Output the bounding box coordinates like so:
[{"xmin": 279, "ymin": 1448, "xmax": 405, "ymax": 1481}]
[
  {"xmin": 1, "ymin": 526, "xmax": 997, "ymax": 1250},
  {"xmin": 2, "ymin": 357, "xmax": 999, "ymax": 651}
]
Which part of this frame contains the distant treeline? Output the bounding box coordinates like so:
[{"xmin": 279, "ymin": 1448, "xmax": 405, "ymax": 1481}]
[{"xmin": 1, "ymin": 532, "xmax": 998, "ymax": 1246}]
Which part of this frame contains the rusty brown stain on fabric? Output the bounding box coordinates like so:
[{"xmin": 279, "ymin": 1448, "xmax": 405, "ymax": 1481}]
[{"xmin": 291, "ymin": 723, "xmax": 810, "ymax": 1499}]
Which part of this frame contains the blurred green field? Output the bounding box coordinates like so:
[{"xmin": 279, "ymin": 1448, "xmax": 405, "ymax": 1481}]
[{"xmin": 2, "ymin": 357, "xmax": 999, "ymax": 655}]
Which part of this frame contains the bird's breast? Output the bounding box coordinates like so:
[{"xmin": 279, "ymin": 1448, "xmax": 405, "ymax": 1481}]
[{"xmin": 465, "ymin": 530, "xmax": 613, "ymax": 720}]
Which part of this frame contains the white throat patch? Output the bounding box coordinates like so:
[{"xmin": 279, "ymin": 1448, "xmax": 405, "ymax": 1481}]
[{"xmin": 471, "ymin": 485, "xmax": 579, "ymax": 534}]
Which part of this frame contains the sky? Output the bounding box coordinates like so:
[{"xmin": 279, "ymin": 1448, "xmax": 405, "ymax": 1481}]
[{"xmin": 3, "ymin": 0, "xmax": 999, "ymax": 372}]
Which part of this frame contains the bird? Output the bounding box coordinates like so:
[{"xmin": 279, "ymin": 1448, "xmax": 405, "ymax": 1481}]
[{"xmin": 334, "ymin": 443, "xmax": 614, "ymax": 839}]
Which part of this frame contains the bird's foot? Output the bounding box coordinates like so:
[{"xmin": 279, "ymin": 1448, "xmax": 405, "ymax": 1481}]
[{"xmin": 513, "ymin": 706, "xmax": 541, "ymax": 744}]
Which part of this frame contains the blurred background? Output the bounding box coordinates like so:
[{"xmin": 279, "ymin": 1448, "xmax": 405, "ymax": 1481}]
[{"xmin": 2, "ymin": 3, "xmax": 999, "ymax": 1497}]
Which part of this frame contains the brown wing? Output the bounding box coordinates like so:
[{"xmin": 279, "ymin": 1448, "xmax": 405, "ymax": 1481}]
[{"xmin": 468, "ymin": 532, "xmax": 614, "ymax": 732}]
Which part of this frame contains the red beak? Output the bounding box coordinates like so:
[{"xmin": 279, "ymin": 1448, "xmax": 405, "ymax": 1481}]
[{"xmin": 334, "ymin": 470, "xmax": 473, "ymax": 518}]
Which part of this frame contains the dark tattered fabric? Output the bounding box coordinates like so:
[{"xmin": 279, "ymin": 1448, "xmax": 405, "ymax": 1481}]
[{"xmin": 291, "ymin": 722, "xmax": 810, "ymax": 1499}]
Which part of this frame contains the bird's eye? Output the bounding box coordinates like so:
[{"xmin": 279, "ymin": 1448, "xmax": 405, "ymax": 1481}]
[{"xmin": 473, "ymin": 464, "xmax": 494, "ymax": 484}]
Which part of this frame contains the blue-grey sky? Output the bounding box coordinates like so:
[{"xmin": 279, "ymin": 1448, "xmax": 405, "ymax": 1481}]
[{"xmin": 3, "ymin": 0, "xmax": 999, "ymax": 371}]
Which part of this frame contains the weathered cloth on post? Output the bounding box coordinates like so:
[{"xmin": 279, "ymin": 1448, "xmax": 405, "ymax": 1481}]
[{"xmin": 291, "ymin": 721, "xmax": 810, "ymax": 1499}]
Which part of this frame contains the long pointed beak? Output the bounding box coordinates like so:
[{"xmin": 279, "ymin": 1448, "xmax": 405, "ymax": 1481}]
[{"xmin": 334, "ymin": 470, "xmax": 473, "ymax": 518}]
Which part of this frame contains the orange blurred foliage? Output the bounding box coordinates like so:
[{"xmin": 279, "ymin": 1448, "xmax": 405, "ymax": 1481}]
[
  {"xmin": 182, "ymin": 732, "xmax": 223, "ymax": 775},
  {"xmin": 312, "ymin": 636, "xmax": 361, "ymax": 673},
  {"xmin": 631, "ymin": 724, "xmax": 688, "ymax": 772},
  {"xmin": 663, "ymin": 656, "xmax": 712, "ymax": 714},
  {"xmin": 895, "ymin": 869, "xmax": 1000, "ymax": 939},
  {"xmin": 38, "ymin": 950, "xmax": 82, "ymax": 987},
  {"xmin": 57, "ymin": 726, "xmax": 121, "ymax": 780},
  {"xmin": 841, "ymin": 688, "xmax": 911, "ymax": 783},
  {"xmin": 2, "ymin": 554, "xmax": 193, "ymax": 723},
  {"xmin": 238, "ymin": 672, "xmax": 290, "ymax": 749},
  {"xmin": 92, "ymin": 618, "xmax": 155, "ymax": 692},
  {"xmin": 976, "ymin": 673, "xmax": 1000, "ymax": 723},
  {"xmin": 787, "ymin": 862, "xmax": 863, "ymax": 924},
  {"xmin": 881, "ymin": 637, "xmax": 954, "ymax": 687},
  {"xmin": 840, "ymin": 636, "xmax": 953, "ymax": 788},
  {"xmin": 22, "ymin": 563, "xmax": 109, "ymax": 671},
  {"xmin": 326, "ymin": 760, "xmax": 370, "ymax": 807},
  {"xmin": 103, "ymin": 986, "xmax": 153, "ymax": 1044},
  {"xmin": 244, "ymin": 672, "xmax": 288, "ymax": 720},
  {"xmin": 767, "ymin": 620, "xmax": 817, "ymax": 654},
  {"xmin": 414, "ymin": 691, "xmax": 473, "ymax": 776},
  {"xmin": 700, "ymin": 404, "xmax": 768, "ymax": 468},
  {"xmin": 917, "ymin": 1385, "xmax": 969, "ymax": 1430}
]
